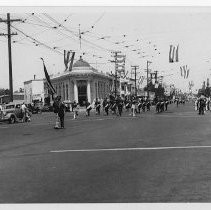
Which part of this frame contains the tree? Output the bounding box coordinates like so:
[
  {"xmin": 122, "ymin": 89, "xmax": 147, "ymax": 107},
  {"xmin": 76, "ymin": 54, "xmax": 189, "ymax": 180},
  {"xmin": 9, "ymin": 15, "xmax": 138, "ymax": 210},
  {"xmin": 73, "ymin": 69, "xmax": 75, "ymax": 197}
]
[{"xmin": 0, "ymin": 88, "xmax": 10, "ymax": 96}]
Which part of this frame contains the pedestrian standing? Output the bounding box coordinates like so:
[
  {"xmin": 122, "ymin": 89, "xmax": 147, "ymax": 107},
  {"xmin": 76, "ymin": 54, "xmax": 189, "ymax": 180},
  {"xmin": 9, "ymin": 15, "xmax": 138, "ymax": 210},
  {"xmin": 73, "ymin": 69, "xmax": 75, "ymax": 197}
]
[
  {"xmin": 0, "ymin": 104, "xmax": 3, "ymax": 119},
  {"xmin": 131, "ymin": 99, "xmax": 136, "ymax": 117},
  {"xmin": 21, "ymin": 102, "xmax": 27, "ymax": 123},
  {"xmin": 57, "ymin": 97, "xmax": 65, "ymax": 129},
  {"xmin": 53, "ymin": 96, "xmax": 60, "ymax": 129}
]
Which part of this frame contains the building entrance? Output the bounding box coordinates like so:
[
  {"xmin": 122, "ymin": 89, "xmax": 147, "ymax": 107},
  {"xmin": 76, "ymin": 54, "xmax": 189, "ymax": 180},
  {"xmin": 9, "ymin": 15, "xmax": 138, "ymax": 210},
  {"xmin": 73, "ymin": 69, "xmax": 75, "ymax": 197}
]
[{"xmin": 77, "ymin": 80, "xmax": 87, "ymax": 106}]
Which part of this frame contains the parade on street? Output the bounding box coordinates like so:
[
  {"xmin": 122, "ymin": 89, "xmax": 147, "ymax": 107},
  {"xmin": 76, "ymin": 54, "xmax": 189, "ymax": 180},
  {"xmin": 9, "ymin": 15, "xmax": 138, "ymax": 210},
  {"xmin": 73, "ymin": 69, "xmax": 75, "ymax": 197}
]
[{"xmin": 1, "ymin": 7, "xmax": 211, "ymax": 203}]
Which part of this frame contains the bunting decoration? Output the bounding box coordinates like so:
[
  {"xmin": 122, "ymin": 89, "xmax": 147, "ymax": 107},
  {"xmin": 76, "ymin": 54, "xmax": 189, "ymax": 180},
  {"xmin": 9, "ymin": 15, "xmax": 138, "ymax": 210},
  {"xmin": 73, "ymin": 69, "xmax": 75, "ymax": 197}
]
[
  {"xmin": 169, "ymin": 44, "xmax": 179, "ymax": 63},
  {"xmin": 41, "ymin": 58, "xmax": 56, "ymax": 96},
  {"xmin": 138, "ymin": 76, "xmax": 145, "ymax": 85},
  {"xmin": 64, "ymin": 50, "xmax": 75, "ymax": 71},
  {"xmin": 180, "ymin": 65, "xmax": 190, "ymax": 79},
  {"xmin": 116, "ymin": 54, "xmax": 126, "ymax": 74},
  {"xmin": 69, "ymin": 52, "xmax": 75, "ymax": 71},
  {"xmin": 123, "ymin": 71, "xmax": 129, "ymax": 79}
]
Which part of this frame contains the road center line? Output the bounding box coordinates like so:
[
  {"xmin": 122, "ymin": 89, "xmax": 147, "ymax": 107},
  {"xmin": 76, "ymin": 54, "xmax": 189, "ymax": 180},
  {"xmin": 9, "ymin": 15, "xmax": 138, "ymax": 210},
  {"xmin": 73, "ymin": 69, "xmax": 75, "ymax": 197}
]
[{"xmin": 50, "ymin": 145, "xmax": 211, "ymax": 153}]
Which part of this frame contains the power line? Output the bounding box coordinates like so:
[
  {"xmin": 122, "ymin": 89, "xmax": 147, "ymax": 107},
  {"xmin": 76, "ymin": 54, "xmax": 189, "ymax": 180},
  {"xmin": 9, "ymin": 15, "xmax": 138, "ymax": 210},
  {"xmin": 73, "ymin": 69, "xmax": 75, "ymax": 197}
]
[{"xmin": 11, "ymin": 25, "xmax": 63, "ymax": 55}]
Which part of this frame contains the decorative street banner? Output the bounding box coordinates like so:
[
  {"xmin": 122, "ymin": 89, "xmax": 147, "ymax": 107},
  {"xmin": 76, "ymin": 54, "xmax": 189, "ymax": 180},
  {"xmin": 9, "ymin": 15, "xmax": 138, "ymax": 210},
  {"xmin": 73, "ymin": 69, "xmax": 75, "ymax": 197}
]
[
  {"xmin": 169, "ymin": 45, "xmax": 179, "ymax": 63},
  {"xmin": 180, "ymin": 65, "xmax": 190, "ymax": 79},
  {"xmin": 64, "ymin": 50, "xmax": 75, "ymax": 71},
  {"xmin": 138, "ymin": 76, "xmax": 145, "ymax": 85},
  {"xmin": 116, "ymin": 55, "xmax": 126, "ymax": 74}
]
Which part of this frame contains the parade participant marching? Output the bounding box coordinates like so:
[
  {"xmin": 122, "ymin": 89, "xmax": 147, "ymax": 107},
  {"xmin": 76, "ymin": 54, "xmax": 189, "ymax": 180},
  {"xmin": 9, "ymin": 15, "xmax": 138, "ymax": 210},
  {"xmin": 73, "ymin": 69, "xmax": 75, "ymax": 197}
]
[
  {"xmin": 165, "ymin": 100, "xmax": 169, "ymax": 111},
  {"xmin": 176, "ymin": 98, "xmax": 179, "ymax": 107},
  {"xmin": 146, "ymin": 100, "xmax": 151, "ymax": 111},
  {"xmin": 156, "ymin": 100, "xmax": 161, "ymax": 113},
  {"xmin": 131, "ymin": 98, "xmax": 136, "ymax": 117},
  {"xmin": 95, "ymin": 98, "xmax": 101, "ymax": 115},
  {"xmin": 102, "ymin": 98, "xmax": 107, "ymax": 115},
  {"xmin": 117, "ymin": 97, "xmax": 123, "ymax": 116},
  {"xmin": 160, "ymin": 100, "xmax": 165, "ymax": 112},
  {"xmin": 111, "ymin": 100, "xmax": 117, "ymax": 114},
  {"xmin": 73, "ymin": 102, "xmax": 79, "ymax": 119},
  {"xmin": 137, "ymin": 99, "xmax": 142, "ymax": 114},
  {"xmin": 104, "ymin": 98, "xmax": 110, "ymax": 116},
  {"xmin": 142, "ymin": 100, "xmax": 146, "ymax": 112},
  {"xmin": 198, "ymin": 97, "xmax": 206, "ymax": 115},
  {"xmin": 194, "ymin": 98, "xmax": 198, "ymax": 111},
  {"xmin": 0, "ymin": 104, "xmax": 3, "ymax": 119},
  {"xmin": 85, "ymin": 100, "xmax": 92, "ymax": 116},
  {"xmin": 125, "ymin": 99, "xmax": 131, "ymax": 112}
]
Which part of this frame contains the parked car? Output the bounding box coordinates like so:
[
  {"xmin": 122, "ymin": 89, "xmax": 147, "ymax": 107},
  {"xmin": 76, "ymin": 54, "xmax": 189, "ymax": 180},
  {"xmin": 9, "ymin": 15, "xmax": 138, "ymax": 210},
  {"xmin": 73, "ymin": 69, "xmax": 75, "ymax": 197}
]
[
  {"xmin": 0, "ymin": 103, "xmax": 31, "ymax": 124},
  {"xmin": 31, "ymin": 102, "xmax": 42, "ymax": 114},
  {"xmin": 41, "ymin": 104, "xmax": 53, "ymax": 112}
]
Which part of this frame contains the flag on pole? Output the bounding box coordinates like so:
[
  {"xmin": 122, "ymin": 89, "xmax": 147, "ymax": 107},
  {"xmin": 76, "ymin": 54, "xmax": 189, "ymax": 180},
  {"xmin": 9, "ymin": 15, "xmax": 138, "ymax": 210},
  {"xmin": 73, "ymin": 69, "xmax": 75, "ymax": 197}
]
[{"xmin": 41, "ymin": 58, "xmax": 56, "ymax": 95}]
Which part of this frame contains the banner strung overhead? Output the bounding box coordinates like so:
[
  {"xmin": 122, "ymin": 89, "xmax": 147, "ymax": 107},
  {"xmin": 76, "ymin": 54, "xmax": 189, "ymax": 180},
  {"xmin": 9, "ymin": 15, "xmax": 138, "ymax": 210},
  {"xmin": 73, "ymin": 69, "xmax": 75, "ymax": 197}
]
[
  {"xmin": 180, "ymin": 65, "xmax": 190, "ymax": 79},
  {"xmin": 169, "ymin": 45, "xmax": 179, "ymax": 63},
  {"xmin": 64, "ymin": 50, "xmax": 75, "ymax": 71}
]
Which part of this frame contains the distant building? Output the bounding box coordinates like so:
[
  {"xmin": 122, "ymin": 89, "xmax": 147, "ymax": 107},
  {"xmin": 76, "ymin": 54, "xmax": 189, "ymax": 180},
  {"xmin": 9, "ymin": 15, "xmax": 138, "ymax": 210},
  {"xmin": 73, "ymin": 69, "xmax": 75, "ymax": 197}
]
[
  {"xmin": 44, "ymin": 56, "xmax": 117, "ymax": 106},
  {"xmin": 24, "ymin": 79, "xmax": 44, "ymax": 104},
  {"xmin": 0, "ymin": 92, "xmax": 24, "ymax": 104},
  {"xmin": 120, "ymin": 77, "xmax": 135, "ymax": 98}
]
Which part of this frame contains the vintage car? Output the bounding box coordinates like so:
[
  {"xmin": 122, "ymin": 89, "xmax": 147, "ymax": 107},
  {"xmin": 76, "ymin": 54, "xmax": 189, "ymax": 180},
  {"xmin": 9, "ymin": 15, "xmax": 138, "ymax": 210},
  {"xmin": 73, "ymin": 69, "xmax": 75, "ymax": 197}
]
[{"xmin": 0, "ymin": 103, "xmax": 31, "ymax": 124}]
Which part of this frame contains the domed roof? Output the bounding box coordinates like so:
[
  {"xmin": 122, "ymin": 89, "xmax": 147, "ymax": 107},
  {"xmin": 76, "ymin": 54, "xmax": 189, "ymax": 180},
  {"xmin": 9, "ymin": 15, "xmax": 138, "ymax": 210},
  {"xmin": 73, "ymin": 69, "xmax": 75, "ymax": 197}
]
[{"xmin": 73, "ymin": 56, "xmax": 90, "ymax": 68}]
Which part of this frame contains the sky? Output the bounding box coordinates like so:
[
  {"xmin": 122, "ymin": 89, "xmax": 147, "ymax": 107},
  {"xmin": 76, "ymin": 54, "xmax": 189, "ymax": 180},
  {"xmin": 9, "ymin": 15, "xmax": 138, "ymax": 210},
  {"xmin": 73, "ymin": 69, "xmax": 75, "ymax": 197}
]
[{"xmin": 1, "ymin": 7, "xmax": 211, "ymax": 93}]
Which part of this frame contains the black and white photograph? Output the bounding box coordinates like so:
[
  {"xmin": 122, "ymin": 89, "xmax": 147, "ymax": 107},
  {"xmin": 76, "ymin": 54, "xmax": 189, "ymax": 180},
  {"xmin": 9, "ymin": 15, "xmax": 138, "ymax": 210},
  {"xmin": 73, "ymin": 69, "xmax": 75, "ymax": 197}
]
[{"xmin": 1, "ymin": 4, "xmax": 211, "ymax": 206}]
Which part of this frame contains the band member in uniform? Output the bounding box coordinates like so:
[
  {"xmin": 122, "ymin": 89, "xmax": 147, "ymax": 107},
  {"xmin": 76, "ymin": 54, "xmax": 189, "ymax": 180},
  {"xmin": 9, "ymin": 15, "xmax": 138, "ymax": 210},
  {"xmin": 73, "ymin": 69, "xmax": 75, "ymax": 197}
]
[
  {"xmin": 104, "ymin": 99, "xmax": 110, "ymax": 116},
  {"xmin": 142, "ymin": 100, "xmax": 146, "ymax": 112},
  {"xmin": 165, "ymin": 100, "xmax": 169, "ymax": 111},
  {"xmin": 137, "ymin": 99, "xmax": 142, "ymax": 114},
  {"xmin": 125, "ymin": 99, "xmax": 131, "ymax": 112},
  {"xmin": 198, "ymin": 97, "xmax": 206, "ymax": 115},
  {"xmin": 156, "ymin": 100, "xmax": 161, "ymax": 113},
  {"xmin": 85, "ymin": 100, "xmax": 92, "ymax": 116},
  {"xmin": 131, "ymin": 98, "xmax": 136, "ymax": 117},
  {"xmin": 117, "ymin": 97, "xmax": 123, "ymax": 116},
  {"xmin": 146, "ymin": 100, "xmax": 151, "ymax": 111},
  {"xmin": 95, "ymin": 98, "xmax": 101, "ymax": 115}
]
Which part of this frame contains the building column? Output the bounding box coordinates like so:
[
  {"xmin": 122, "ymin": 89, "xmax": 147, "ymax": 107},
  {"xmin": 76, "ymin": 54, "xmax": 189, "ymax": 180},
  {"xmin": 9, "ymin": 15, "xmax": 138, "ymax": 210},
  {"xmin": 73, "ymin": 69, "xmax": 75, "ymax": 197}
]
[
  {"xmin": 74, "ymin": 80, "xmax": 78, "ymax": 102},
  {"xmin": 87, "ymin": 80, "xmax": 91, "ymax": 103}
]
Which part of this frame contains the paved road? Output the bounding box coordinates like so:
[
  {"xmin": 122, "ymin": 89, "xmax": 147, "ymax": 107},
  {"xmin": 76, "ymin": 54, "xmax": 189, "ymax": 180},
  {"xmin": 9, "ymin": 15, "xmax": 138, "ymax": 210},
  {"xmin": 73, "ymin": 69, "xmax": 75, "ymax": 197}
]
[{"xmin": 1, "ymin": 102, "xmax": 211, "ymax": 202}]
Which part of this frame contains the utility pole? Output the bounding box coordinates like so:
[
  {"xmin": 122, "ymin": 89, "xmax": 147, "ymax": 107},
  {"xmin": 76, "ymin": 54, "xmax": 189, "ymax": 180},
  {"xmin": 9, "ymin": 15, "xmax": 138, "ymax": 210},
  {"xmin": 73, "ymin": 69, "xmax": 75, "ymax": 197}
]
[
  {"xmin": 79, "ymin": 24, "xmax": 82, "ymax": 50},
  {"xmin": 0, "ymin": 13, "xmax": 21, "ymax": 102},
  {"xmin": 146, "ymin": 61, "xmax": 152, "ymax": 99},
  {"xmin": 111, "ymin": 51, "xmax": 121, "ymax": 98},
  {"xmin": 131, "ymin": 65, "xmax": 139, "ymax": 97}
]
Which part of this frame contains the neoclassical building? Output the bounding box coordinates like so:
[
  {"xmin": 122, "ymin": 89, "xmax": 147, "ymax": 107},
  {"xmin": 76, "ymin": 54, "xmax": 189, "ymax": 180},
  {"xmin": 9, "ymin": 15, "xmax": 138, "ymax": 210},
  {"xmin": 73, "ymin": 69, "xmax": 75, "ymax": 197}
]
[{"xmin": 44, "ymin": 56, "xmax": 117, "ymax": 106}]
